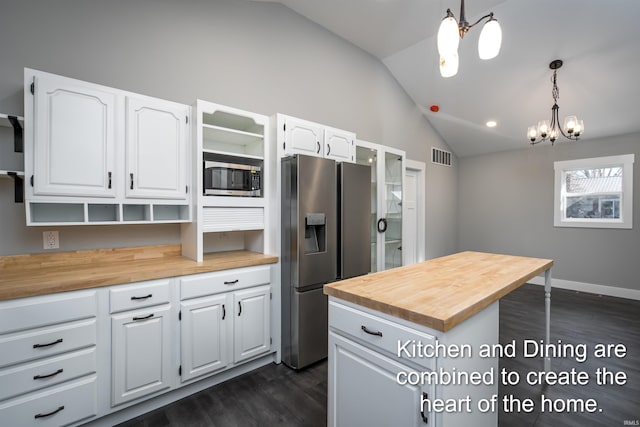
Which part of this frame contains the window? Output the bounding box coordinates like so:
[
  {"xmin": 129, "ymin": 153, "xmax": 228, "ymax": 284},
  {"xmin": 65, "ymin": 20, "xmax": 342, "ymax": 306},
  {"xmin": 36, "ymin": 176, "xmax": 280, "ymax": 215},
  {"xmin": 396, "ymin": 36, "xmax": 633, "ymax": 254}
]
[{"xmin": 554, "ymin": 154, "xmax": 634, "ymax": 228}]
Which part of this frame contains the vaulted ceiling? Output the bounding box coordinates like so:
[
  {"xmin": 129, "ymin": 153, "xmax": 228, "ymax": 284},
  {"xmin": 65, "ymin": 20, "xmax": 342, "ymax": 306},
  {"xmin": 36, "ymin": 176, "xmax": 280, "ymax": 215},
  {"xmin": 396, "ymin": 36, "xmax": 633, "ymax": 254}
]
[{"xmin": 252, "ymin": 0, "xmax": 640, "ymax": 158}]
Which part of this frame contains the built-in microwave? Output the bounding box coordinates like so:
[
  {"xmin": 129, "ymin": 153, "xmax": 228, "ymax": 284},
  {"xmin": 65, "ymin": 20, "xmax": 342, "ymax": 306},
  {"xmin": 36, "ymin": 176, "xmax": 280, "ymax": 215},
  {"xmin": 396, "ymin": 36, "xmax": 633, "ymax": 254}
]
[{"xmin": 203, "ymin": 160, "xmax": 262, "ymax": 196}]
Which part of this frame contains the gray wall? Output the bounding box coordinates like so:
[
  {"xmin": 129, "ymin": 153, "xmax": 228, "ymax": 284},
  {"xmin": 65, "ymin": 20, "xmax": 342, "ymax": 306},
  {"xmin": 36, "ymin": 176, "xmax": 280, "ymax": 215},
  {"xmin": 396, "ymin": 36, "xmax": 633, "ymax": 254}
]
[
  {"xmin": 457, "ymin": 132, "xmax": 640, "ymax": 291},
  {"xmin": 0, "ymin": 0, "xmax": 456, "ymax": 257}
]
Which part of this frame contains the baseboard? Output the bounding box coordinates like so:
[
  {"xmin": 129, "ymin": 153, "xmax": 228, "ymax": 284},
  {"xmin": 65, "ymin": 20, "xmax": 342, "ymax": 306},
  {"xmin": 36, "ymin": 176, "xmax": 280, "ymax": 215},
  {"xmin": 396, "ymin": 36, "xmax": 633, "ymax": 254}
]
[{"xmin": 528, "ymin": 276, "xmax": 640, "ymax": 301}]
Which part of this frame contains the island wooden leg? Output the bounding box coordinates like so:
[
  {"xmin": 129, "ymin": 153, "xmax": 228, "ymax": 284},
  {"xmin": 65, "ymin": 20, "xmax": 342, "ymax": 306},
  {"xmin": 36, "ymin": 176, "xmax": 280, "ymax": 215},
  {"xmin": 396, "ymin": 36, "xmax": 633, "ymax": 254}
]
[{"xmin": 544, "ymin": 268, "xmax": 552, "ymax": 372}]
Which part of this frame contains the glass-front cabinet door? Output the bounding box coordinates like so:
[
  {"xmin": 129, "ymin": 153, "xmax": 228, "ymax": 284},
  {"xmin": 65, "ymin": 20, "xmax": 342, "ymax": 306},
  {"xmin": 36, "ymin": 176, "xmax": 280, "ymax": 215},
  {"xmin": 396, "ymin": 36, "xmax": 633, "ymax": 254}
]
[
  {"xmin": 356, "ymin": 141, "xmax": 405, "ymax": 273},
  {"xmin": 384, "ymin": 150, "xmax": 404, "ymax": 270}
]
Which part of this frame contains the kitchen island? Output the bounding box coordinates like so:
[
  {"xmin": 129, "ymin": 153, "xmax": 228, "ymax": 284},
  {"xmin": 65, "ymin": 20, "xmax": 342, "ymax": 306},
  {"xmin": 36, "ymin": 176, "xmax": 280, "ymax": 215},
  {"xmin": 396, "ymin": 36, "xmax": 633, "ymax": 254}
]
[{"xmin": 324, "ymin": 251, "xmax": 553, "ymax": 427}]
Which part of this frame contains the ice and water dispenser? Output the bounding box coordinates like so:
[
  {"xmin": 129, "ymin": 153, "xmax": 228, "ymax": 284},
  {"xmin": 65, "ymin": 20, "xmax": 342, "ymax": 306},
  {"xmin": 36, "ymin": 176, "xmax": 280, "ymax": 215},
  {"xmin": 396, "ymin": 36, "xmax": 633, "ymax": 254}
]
[{"xmin": 304, "ymin": 213, "xmax": 326, "ymax": 254}]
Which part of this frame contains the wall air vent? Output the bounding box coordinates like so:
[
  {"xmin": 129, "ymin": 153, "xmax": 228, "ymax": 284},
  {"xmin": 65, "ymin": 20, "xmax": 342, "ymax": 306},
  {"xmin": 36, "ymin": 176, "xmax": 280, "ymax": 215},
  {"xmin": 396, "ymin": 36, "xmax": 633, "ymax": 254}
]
[{"xmin": 431, "ymin": 147, "xmax": 452, "ymax": 167}]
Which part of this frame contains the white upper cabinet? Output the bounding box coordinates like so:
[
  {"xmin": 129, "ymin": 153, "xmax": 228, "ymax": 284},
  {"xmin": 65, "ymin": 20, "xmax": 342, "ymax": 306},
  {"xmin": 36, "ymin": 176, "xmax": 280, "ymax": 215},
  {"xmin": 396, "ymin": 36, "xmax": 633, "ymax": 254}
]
[
  {"xmin": 126, "ymin": 96, "xmax": 189, "ymax": 200},
  {"xmin": 24, "ymin": 68, "xmax": 191, "ymax": 225},
  {"xmin": 32, "ymin": 72, "xmax": 117, "ymax": 198},
  {"xmin": 283, "ymin": 116, "xmax": 324, "ymax": 157},
  {"xmin": 279, "ymin": 114, "xmax": 355, "ymax": 163},
  {"xmin": 324, "ymin": 126, "xmax": 355, "ymax": 163}
]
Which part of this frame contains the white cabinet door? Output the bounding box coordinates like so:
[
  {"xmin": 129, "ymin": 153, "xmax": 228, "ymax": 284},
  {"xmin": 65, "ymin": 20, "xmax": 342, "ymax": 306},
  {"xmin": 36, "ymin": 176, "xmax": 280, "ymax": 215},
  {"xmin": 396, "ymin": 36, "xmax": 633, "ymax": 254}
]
[
  {"xmin": 111, "ymin": 305, "xmax": 172, "ymax": 406},
  {"xmin": 324, "ymin": 127, "xmax": 355, "ymax": 163},
  {"xmin": 33, "ymin": 73, "xmax": 116, "ymax": 197},
  {"xmin": 233, "ymin": 285, "xmax": 270, "ymax": 364},
  {"xmin": 328, "ymin": 331, "xmax": 430, "ymax": 427},
  {"xmin": 180, "ymin": 294, "xmax": 229, "ymax": 382},
  {"xmin": 283, "ymin": 117, "xmax": 324, "ymax": 157},
  {"xmin": 126, "ymin": 96, "xmax": 189, "ymax": 200}
]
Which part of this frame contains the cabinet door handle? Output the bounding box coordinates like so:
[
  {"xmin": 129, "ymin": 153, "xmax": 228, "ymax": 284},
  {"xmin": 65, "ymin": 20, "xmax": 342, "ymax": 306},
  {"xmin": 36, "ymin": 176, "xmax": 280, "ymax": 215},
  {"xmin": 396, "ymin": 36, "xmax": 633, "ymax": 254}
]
[
  {"xmin": 130, "ymin": 173, "xmax": 134, "ymax": 190},
  {"xmin": 224, "ymin": 279, "xmax": 239, "ymax": 285},
  {"xmin": 133, "ymin": 313, "xmax": 154, "ymax": 321},
  {"xmin": 108, "ymin": 171, "xmax": 112, "ymax": 189},
  {"xmin": 377, "ymin": 218, "xmax": 388, "ymax": 233},
  {"xmin": 33, "ymin": 338, "xmax": 63, "ymax": 349},
  {"xmin": 222, "ymin": 304, "xmax": 226, "ymax": 320},
  {"xmin": 421, "ymin": 392, "xmax": 429, "ymax": 424},
  {"xmin": 327, "ymin": 143, "xmax": 331, "ymax": 156},
  {"xmin": 34, "ymin": 406, "xmax": 64, "ymax": 419},
  {"xmin": 361, "ymin": 325, "xmax": 383, "ymax": 337},
  {"xmin": 33, "ymin": 368, "xmax": 64, "ymax": 380},
  {"xmin": 130, "ymin": 294, "xmax": 152, "ymax": 300},
  {"xmin": 238, "ymin": 301, "xmax": 242, "ymax": 316},
  {"xmin": 316, "ymin": 141, "xmax": 321, "ymax": 154}
]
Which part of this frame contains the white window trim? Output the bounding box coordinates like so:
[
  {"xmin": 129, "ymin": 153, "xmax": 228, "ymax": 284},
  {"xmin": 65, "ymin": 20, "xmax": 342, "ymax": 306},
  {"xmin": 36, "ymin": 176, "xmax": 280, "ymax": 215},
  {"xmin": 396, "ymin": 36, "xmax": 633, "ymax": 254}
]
[{"xmin": 554, "ymin": 154, "xmax": 634, "ymax": 229}]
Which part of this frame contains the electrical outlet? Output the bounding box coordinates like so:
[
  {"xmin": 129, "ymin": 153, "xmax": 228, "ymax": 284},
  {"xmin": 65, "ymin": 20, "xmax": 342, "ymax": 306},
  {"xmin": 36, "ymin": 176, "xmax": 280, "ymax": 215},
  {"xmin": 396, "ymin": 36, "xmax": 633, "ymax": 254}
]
[{"xmin": 43, "ymin": 231, "xmax": 59, "ymax": 249}]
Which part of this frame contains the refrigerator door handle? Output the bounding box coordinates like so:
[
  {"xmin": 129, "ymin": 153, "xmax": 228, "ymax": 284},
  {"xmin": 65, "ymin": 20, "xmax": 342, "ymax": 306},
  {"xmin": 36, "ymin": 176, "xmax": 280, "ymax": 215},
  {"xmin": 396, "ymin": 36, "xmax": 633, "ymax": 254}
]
[{"xmin": 377, "ymin": 218, "xmax": 388, "ymax": 233}]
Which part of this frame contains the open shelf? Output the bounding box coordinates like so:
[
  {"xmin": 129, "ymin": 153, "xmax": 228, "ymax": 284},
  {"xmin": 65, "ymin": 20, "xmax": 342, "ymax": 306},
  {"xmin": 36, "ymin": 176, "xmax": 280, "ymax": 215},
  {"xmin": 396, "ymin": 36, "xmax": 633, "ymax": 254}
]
[
  {"xmin": 203, "ymin": 110, "xmax": 264, "ymax": 134},
  {"xmin": 201, "ymin": 109, "xmax": 264, "ymax": 159},
  {"xmin": 203, "ymin": 126, "xmax": 264, "ymax": 158},
  {"xmin": 27, "ymin": 202, "xmax": 190, "ymax": 225}
]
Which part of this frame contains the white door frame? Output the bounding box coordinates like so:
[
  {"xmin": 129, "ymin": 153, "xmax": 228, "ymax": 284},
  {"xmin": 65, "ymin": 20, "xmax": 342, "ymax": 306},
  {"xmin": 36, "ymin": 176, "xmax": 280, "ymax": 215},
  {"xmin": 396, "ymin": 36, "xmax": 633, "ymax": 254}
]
[{"xmin": 405, "ymin": 159, "xmax": 426, "ymax": 263}]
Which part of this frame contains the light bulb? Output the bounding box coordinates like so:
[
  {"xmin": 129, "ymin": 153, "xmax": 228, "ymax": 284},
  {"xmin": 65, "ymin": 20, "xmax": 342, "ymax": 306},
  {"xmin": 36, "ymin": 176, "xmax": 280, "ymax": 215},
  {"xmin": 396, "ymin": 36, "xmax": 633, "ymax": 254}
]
[
  {"xmin": 478, "ymin": 18, "xmax": 502, "ymax": 60},
  {"xmin": 439, "ymin": 51, "xmax": 459, "ymax": 78},
  {"xmin": 527, "ymin": 126, "xmax": 538, "ymax": 142},
  {"xmin": 437, "ymin": 16, "xmax": 459, "ymax": 56},
  {"xmin": 573, "ymin": 120, "xmax": 584, "ymax": 137},
  {"xmin": 564, "ymin": 115, "xmax": 577, "ymax": 133},
  {"xmin": 538, "ymin": 120, "xmax": 550, "ymax": 138}
]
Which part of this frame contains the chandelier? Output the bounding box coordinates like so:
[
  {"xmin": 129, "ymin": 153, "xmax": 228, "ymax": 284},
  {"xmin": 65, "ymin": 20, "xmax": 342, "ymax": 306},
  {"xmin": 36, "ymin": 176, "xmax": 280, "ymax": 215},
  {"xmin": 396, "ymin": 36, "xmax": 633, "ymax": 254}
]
[
  {"xmin": 527, "ymin": 59, "xmax": 584, "ymax": 145},
  {"xmin": 437, "ymin": 0, "xmax": 502, "ymax": 78}
]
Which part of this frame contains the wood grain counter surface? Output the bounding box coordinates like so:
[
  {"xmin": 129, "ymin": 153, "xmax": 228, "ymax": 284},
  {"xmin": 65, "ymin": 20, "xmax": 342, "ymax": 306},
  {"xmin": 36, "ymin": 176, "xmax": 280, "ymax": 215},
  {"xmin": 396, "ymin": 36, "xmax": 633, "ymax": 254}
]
[
  {"xmin": 324, "ymin": 251, "xmax": 553, "ymax": 332},
  {"xmin": 0, "ymin": 244, "xmax": 278, "ymax": 301}
]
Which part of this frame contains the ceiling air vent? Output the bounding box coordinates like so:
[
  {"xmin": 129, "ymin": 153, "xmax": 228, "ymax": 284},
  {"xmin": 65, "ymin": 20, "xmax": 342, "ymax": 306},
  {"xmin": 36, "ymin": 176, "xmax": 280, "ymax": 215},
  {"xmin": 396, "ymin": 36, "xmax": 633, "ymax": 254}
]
[{"xmin": 431, "ymin": 147, "xmax": 452, "ymax": 167}]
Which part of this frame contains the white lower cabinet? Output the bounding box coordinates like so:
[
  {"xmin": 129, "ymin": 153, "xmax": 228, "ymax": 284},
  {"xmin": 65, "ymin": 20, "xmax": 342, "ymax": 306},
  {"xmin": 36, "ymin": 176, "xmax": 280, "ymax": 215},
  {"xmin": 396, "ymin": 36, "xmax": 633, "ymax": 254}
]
[
  {"xmin": 179, "ymin": 266, "xmax": 272, "ymax": 383},
  {"xmin": 329, "ymin": 332, "xmax": 430, "ymax": 427},
  {"xmin": 111, "ymin": 304, "xmax": 172, "ymax": 406},
  {"xmin": 0, "ymin": 264, "xmax": 274, "ymax": 425},
  {"xmin": 233, "ymin": 285, "xmax": 270, "ymax": 364},
  {"xmin": 328, "ymin": 298, "xmax": 499, "ymax": 427},
  {"xmin": 180, "ymin": 294, "xmax": 229, "ymax": 382},
  {"xmin": 328, "ymin": 300, "xmax": 434, "ymax": 427},
  {"xmin": 0, "ymin": 290, "xmax": 98, "ymax": 426}
]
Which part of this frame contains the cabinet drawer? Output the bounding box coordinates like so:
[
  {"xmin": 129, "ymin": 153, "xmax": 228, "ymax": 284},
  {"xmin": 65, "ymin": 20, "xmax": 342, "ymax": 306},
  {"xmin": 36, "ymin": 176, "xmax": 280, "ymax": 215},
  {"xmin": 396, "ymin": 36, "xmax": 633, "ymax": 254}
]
[
  {"xmin": 329, "ymin": 301, "xmax": 435, "ymax": 371},
  {"xmin": 181, "ymin": 265, "xmax": 270, "ymax": 300},
  {"xmin": 0, "ymin": 319, "xmax": 96, "ymax": 369},
  {"xmin": 0, "ymin": 347, "xmax": 96, "ymax": 401},
  {"xmin": 0, "ymin": 375, "xmax": 97, "ymax": 427},
  {"xmin": 110, "ymin": 279, "xmax": 171, "ymax": 313},
  {"xmin": 0, "ymin": 290, "xmax": 97, "ymax": 335}
]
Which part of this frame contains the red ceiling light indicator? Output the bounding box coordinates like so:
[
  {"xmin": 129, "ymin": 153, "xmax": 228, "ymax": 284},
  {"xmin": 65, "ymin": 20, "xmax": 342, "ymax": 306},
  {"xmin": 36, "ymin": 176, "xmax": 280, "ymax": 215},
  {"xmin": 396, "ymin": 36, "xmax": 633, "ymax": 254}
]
[{"xmin": 430, "ymin": 105, "xmax": 440, "ymax": 113}]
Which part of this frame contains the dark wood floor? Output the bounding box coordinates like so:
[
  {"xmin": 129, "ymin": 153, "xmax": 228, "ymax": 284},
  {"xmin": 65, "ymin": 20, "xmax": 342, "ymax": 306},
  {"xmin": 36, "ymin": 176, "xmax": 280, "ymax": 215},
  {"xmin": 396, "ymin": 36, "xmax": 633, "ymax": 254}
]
[{"xmin": 117, "ymin": 284, "xmax": 639, "ymax": 427}]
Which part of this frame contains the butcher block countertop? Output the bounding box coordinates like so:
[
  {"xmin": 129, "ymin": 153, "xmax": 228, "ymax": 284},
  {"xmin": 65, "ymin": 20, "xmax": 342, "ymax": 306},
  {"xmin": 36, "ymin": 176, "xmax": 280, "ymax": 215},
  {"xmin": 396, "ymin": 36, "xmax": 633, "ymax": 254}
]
[
  {"xmin": 0, "ymin": 244, "xmax": 278, "ymax": 301},
  {"xmin": 324, "ymin": 251, "xmax": 553, "ymax": 332}
]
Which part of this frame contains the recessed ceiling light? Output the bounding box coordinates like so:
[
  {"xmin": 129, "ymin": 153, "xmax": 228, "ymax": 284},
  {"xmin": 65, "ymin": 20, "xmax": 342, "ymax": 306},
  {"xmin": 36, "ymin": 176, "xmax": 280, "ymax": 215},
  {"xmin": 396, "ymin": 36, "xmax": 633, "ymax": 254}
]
[{"xmin": 486, "ymin": 120, "xmax": 497, "ymax": 128}]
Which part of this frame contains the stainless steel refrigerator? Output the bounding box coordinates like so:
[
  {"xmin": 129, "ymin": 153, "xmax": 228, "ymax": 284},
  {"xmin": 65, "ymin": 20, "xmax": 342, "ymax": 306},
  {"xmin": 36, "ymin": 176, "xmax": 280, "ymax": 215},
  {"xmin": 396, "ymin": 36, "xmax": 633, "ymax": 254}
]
[{"xmin": 281, "ymin": 154, "xmax": 371, "ymax": 369}]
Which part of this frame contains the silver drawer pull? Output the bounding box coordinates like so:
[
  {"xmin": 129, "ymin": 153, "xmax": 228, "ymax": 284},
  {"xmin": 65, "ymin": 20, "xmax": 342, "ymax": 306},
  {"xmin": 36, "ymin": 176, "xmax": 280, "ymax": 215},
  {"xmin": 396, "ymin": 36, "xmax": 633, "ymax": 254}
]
[
  {"xmin": 361, "ymin": 325, "xmax": 383, "ymax": 337},
  {"xmin": 133, "ymin": 313, "xmax": 154, "ymax": 321},
  {"xmin": 131, "ymin": 294, "xmax": 153, "ymax": 300},
  {"xmin": 35, "ymin": 405, "xmax": 64, "ymax": 419},
  {"xmin": 224, "ymin": 279, "xmax": 239, "ymax": 285},
  {"xmin": 34, "ymin": 368, "xmax": 64, "ymax": 380},
  {"xmin": 33, "ymin": 338, "xmax": 63, "ymax": 349}
]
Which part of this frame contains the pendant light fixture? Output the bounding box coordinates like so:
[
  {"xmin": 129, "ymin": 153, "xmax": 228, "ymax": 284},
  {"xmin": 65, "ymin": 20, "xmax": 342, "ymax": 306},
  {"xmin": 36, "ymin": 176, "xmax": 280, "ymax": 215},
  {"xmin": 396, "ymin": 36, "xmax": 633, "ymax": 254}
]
[
  {"xmin": 527, "ymin": 60, "xmax": 584, "ymax": 145},
  {"xmin": 437, "ymin": 0, "xmax": 502, "ymax": 78}
]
